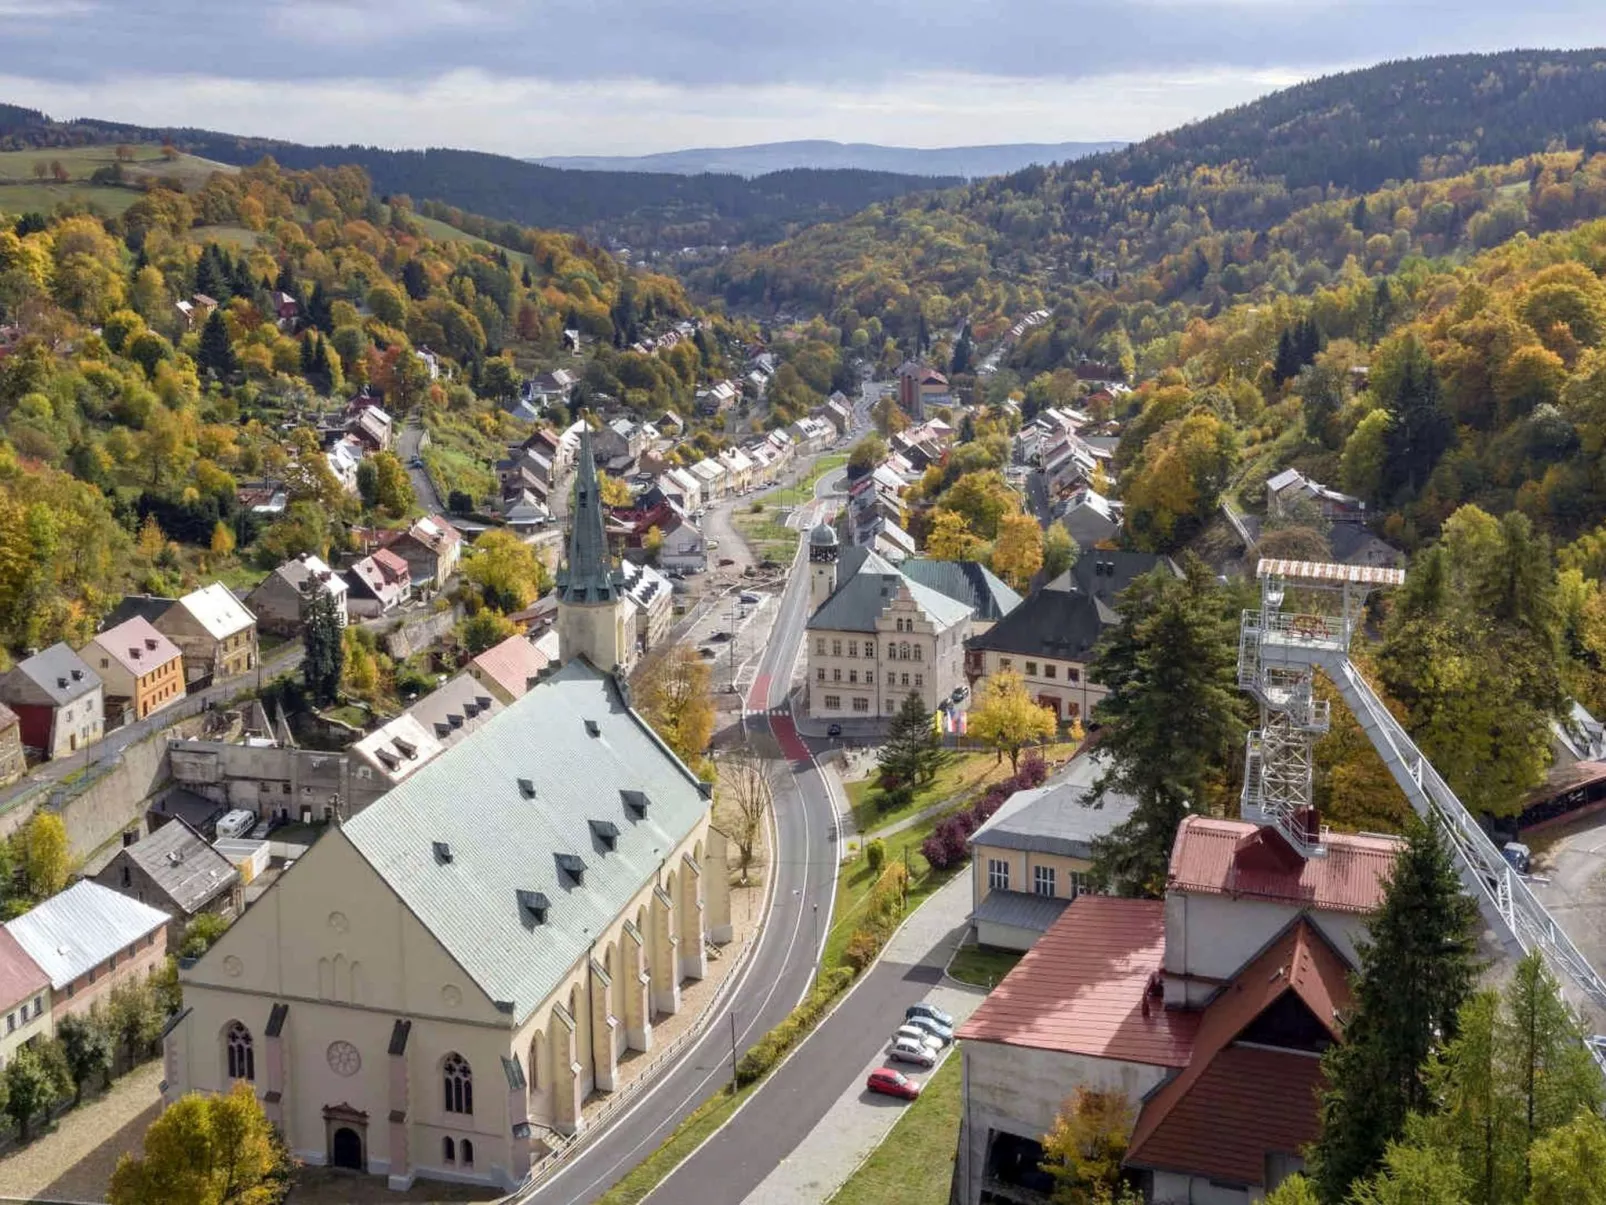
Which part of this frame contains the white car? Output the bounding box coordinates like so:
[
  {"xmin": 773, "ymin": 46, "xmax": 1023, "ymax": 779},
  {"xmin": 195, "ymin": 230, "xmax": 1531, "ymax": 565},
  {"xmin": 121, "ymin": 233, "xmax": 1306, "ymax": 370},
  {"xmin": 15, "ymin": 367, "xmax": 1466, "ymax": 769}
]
[
  {"xmin": 886, "ymin": 1037, "xmax": 937, "ymax": 1068},
  {"xmin": 893, "ymin": 1025, "xmax": 943, "ymax": 1053}
]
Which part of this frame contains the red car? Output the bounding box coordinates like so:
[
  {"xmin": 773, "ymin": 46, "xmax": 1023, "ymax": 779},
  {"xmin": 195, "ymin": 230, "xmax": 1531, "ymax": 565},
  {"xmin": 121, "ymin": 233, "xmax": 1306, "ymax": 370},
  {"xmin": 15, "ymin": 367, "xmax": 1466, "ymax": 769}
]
[{"xmin": 866, "ymin": 1067, "xmax": 921, "ymax": 1100}]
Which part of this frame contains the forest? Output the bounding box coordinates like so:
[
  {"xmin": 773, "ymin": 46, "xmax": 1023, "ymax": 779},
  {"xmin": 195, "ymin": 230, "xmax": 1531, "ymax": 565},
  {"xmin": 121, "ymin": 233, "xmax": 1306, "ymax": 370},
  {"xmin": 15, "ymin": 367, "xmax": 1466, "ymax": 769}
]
[{"xmin": 0, "ymin": 105, "xmax": 958, "ymax": 256}]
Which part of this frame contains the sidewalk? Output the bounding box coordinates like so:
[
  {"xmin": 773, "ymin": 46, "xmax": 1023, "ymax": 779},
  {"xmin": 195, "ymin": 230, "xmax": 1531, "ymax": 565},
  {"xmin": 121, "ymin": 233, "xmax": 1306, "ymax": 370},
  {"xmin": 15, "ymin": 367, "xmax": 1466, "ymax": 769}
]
[{"xmin": 735, "ymin": 875, "xmax": 985, "ymax": 1205}]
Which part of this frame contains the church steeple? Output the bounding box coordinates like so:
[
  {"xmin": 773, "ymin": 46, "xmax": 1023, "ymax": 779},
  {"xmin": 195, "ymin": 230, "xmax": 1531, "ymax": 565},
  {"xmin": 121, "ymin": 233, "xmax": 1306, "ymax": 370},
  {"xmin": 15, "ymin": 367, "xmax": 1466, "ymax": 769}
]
[{"xmin": 558, "ymin": 426, "xmax": 619, "ymax": 604}]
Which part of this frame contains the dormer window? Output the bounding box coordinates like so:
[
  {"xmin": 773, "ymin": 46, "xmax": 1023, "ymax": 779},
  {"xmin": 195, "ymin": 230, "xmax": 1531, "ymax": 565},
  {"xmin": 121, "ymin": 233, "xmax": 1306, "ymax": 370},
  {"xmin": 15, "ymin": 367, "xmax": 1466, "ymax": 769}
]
[
  {"xmin": 555, "ymin": 853, "xmax": 586, "ymax": 887},
  {"xmin": 393, "ymin": 738, "xmax": 418, "ymax": 759},
  {"xmin": 589, "ymin": 820, "xmax": 619, "ymax": 852},
  {"xmin": 584, "ymin": 719, "xmax": 601, "ymax": 738},
  {"xmin": 621, "ymin": 790, "xmax": 649, "ymax": 819},
  {"xmin": 516, "ymin": 890, "xmax": 549, "ymax": 926},
  {"xmin": 433, "ymin": 841, "xmax": 453, "ymax": 864},
  {"xmin": 518, "ymin": 778, "xmax": 536, "ymax": 800}
]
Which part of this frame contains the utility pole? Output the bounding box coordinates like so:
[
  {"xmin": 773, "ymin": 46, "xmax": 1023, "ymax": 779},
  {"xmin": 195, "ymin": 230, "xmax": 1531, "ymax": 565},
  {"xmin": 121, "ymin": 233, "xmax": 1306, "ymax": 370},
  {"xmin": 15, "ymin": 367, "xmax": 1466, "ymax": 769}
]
[
  {"xmin": 729, "ymin": 1011, "xmax": 739, "ymax": 1089},
  {"xmin": 812, "ymin": 902, "xmax": 820, "ymax": 990}
]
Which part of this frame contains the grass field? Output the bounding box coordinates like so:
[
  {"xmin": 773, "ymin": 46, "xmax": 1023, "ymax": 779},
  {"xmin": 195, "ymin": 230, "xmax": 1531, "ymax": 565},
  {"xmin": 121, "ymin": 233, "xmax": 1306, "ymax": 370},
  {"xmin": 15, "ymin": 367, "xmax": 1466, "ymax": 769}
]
[
  {"xmin": 0, "ymin": 182, "xmax": 141, "ymax": 217},
  {"xmin": 412, "ymin": 214, "xmax": 534, "ymax": 265},
  {"xmin": 185, "ymin": 223, "xmax": 261, "ymax": 249},
  {"xmin": 830, "ymin": 1054, "xmax": 961, "ymax": 1205},
  {"xmin": 824, "ymin": 805, "xmax": 961, "ymax": 972},
  {"xmin": 946, "ymin": 942, "xmax": 1022, "ymax": 989},
  {"xmin": 0, "ymin": 144, "xmax": 237, "ymax": 218}
]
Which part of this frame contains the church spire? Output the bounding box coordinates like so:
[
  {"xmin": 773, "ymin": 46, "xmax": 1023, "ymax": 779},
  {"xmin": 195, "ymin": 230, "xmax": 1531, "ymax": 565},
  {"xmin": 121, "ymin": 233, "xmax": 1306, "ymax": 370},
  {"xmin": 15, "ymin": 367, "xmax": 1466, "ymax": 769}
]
[{"xmin": 558, "ymin": 426, "xmax": 618, "ymax": 604}]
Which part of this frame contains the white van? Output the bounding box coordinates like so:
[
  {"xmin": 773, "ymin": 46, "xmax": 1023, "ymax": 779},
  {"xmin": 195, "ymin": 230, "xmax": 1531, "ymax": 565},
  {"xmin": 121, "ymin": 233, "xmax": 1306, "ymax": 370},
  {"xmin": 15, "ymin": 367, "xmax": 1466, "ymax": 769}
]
[{"xmin": 215, "ymin": 809, "xmax": 257, "ymax": 840}]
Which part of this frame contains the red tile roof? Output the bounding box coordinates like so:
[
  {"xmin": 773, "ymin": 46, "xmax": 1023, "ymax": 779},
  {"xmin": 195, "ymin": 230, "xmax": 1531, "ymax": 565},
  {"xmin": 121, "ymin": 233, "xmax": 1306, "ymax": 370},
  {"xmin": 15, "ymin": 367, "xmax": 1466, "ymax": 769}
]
[
  {"xmin": 470, "ymin": 633, "xmax": 551, "ymax": 701},
  {"xmin": 372, "ymin": 549, "xmax": 410, "ymax": 579},
  {"xmin": 1125, "ymin": 919, "xmax": 1352, "ymax": 1185},
  {"xmin": 956, "ymin": 896, "xmax": 1196, "ymax": 1067},
  {"xmin": 1167, "ymin": 817, "xmax": 1399, "ymax": 915},
  {"xmin": 0, "ymin": 927, "xmax": 47, "ymax": 1010}
]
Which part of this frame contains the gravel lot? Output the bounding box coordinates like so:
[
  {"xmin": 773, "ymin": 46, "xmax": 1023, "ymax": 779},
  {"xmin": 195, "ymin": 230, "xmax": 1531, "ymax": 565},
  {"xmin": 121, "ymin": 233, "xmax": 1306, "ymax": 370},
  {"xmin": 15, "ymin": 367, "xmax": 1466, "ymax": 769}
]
[{"xmin": 0, "ymin": 1061, "xmax": 162, "ymax": 1204}]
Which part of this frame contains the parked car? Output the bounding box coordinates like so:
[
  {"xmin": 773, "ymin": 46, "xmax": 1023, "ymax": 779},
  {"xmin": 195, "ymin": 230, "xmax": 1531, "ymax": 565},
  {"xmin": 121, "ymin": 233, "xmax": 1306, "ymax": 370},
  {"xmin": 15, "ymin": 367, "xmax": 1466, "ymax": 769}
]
[
  {"xmin": 708, "ymin": 630, "xmax": 731, "ymax": 643},
  {"xmin": 894, "ymin": 1025, "xmax": 943, "ymax": 1053},
  {"xmin": 827, "ymin": 722, "xmax": 843, "ymax": 737},
  {"xmin": 904, "ymin": 1014, "xmax": 953, "ymax": 1046},
  {"xmin": 739, "ymin": 591, "xmax": 760, "ymax": 605},
  {"xmin": 866, "ymin": 1067, "xmax": 921, "ymax": 1100},
  {"xmin": 719, "ymin": 558, "xmax": 736, "ymax": 568},
  {"xmin": 950, "ymin": 685, "xmax": 969, "ymax": 703},
  {"xmin": 906, "ymin": 1002, "xmax": 955, "ymax": 1029},
  {"xmin": 887, "ymin": 1037, "xmax": 937, "ymax": 1068}
]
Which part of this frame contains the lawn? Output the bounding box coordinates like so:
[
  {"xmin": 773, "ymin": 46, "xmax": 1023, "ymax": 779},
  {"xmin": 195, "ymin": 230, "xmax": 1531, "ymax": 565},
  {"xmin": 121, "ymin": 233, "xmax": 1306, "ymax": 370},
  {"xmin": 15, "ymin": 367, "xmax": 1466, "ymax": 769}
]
[
  {"xmin": 423, "ymin": 412, "xmax": 504, "ymax": 506},
  {"xmin": 824, "ymin": 805, "xmax": 960, "ymax": 972},
  {"xmin": 946, "ymin": 942, "xmax": 1022, "ymax": 990},
  {"xmin": 185, "ymin": 223, "xmax": 261, "ymax": 249},
  {"xmin": 830, "ymin": 1054, "xmax": 962, "ymax": 1205},
  {"xmin": 763, "ymin": 451, "xmax": 849, "ymax": 508},
  {"xmin": 412, "ymin": 213, "xmax": 534, "ymax": 265},
  {"xmin": 846, "ymin": 749, "xmax": 1019, "ymax": 837},
  {"xmin": 0, "ymin": 182, "xmax": 142, "ymax": 217},
  {"xmin": 732, "ymin": 507, "xmax": 801, "ymax": 562}
]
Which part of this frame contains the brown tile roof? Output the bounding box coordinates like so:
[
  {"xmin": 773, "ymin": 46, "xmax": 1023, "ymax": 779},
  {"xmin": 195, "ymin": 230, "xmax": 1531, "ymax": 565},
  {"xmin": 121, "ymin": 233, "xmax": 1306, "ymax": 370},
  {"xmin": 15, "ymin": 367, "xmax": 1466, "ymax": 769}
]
[
  {"xmin": 1125, "ymin": 919, "xmax": 1352, "ymax": 1185},
  {"xmin": 1166, "ymin": 817, "xmax": 1399, "ymax": 915},
  {"xmin": 88, "ymin": 616, "xmax": 183, "ymax": 677},
  {"xmin": 372, "ymin": 548, "xmax": 410, "ymax": 579},
  {"xmin": 470, "ymin": 634, "xmax": 551, "ymax": 702},
  {"xmin": 0, "ymin": 927, "xmax": 47, "ymax": 1009},
  {"xmin": 956, "ymin": 896, "xmax": 1196, "ymax": 1067}
]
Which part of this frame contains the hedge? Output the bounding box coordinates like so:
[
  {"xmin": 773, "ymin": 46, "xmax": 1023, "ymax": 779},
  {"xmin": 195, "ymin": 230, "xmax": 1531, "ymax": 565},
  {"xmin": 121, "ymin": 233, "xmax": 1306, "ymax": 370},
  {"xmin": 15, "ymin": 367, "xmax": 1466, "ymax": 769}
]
[{"xmin": 735, "ymin": 966, "xmax": 854, "ymax": 1086}]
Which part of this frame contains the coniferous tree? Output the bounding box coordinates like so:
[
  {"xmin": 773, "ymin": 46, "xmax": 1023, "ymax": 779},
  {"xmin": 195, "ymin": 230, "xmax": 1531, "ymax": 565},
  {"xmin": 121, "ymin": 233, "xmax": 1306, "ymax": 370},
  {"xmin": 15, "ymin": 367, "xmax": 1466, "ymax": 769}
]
[
  {"xmin": 1308, "ymin": 818, "xmax": 1480, "ymax": 1204},
  {"xmin": 1380, "ymin": 334, "xmax": 1453, "ymax": 500},
  {"xmin": 274, "ymin": 260, "xmax": 297, "ymax": 297},
  {"xmin": 196, "ymin": 308, "xmax": 236, "ymax": 378},
  {"xmin": 916, "ymin": 311, "xmax": 931, "ymax": 355},
  {"xmin": 298, "ymin": 331, "xmax": 316, "ymax": 376},
  {"xmin": 951, "ymin": 324, "xmax": 973, "ymax": 375},
  {"xmin": 301, "ymin": 587, "xmax": 345, "ymax": 706},
  {"xmin": 400, "ymin": 258, "xmax": 428, "ymax": 300},
  {"xmin": 306, "ymin": 281, "xmax": 333, "ymax": 332},
  {"xmin": 875, "ymin": 692, "xmax": 940, "ymax": 807},
  {"xmin": 1274, "ymin": 327, "xmax": 1301, "ymax": 385},
  {"xmin": 1087, "ymin": 558, "xmax": 1249, "ymax": 894}
]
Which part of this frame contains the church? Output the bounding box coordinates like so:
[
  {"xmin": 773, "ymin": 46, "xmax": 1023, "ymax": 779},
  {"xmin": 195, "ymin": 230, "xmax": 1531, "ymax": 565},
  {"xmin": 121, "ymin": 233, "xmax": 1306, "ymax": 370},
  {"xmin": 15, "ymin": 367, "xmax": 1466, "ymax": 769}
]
[{"xmin": 162, "ymin": 430, "xmax": 731, "ymax": 1192}]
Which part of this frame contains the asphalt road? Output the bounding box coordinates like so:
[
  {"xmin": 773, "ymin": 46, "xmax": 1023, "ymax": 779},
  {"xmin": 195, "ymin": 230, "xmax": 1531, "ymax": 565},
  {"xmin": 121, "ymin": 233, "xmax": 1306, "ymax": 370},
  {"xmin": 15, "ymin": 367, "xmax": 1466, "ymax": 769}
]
[
  {"xmin": 521, "ymin": 464, "xmax": 843, "ymax": 1205},
  {"xmin": 396, "ymin": 420, "xmax": 446, "ymax": 513}
]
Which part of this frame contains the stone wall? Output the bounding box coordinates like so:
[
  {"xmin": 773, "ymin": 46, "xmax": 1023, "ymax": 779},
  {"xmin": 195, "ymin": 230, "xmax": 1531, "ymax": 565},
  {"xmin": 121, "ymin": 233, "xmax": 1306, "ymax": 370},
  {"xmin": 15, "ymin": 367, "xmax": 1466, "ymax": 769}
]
[{"xmin": 383, "ymin": 604, "xmax": 464, "ymax": 661}]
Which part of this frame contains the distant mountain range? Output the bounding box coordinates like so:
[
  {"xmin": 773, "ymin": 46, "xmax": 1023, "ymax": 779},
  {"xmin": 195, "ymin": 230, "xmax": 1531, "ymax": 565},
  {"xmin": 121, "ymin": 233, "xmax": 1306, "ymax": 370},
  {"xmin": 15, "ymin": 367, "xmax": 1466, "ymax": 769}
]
[{"xmin": 534, "ymin": 140, "xmax": 1126, "ymax": 179}]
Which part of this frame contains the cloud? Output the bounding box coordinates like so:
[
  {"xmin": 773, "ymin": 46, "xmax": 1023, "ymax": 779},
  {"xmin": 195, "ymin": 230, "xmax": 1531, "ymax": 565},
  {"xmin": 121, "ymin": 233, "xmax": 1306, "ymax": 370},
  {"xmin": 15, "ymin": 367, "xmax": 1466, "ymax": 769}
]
[
  {"xmin": 0, "ymin": 68, "xmax": 1316, "ymax": 156},
  {"xmin": 1, "ymin": 2, "xmax": 1606, "ymax": 153}
]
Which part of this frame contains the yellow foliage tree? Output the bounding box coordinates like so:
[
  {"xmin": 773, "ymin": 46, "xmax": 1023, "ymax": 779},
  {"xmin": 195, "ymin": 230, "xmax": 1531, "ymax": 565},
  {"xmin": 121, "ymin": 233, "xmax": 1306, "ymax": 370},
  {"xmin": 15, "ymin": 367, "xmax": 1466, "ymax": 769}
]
[
  {"xmin": 136, "ymin": 514, "xmax": 166, "ymax": 561},
  {"xmin": 108, "ymin": 1081, "xmax": 287, "ymax": 1205},
  {"xmin": 636, "ymin": 646, "xmax": 716, "ymax": 776},
  {"xmin": 209, "ymin": 521, "xmax": 236, "ymax": 557},
  {"xmin": 925, "ymin": 508, "xmax": 985, "ymax": 561},
  {"xmin": 1039, "ymin": 1087, "xmax": 1139, "ymax": 1205},
  {"xmin": 991, "ymin": 512, "xmax": 1044, "ymax": 590},
  {"xmin": 11, "ymin": 812, "xmax": 71, "ymax": 903},
  {"xmin": 968, "ymin": 669, "xmax": 1057, "ymax": 773}
]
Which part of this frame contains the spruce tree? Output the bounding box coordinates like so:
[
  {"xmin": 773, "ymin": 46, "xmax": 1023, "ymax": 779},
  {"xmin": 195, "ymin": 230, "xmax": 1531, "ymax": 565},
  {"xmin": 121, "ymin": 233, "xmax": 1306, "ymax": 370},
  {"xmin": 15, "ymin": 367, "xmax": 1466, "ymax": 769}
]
[
  {"xmin": 1274, "ymin": 327, "xmax": 1300, "ymax": 385},
  {"xmin": 307, "ymin": 281, "xmax": 333, "ymax": 332},
  {"xmin": 196, "ymin": 309, "xmax": 236, "ymax": 378},
  {"xmin": 1087, "ymin": 559, "xmax": 1248, "ymax": 894},
  {"xmin": 298, "ymin": 331, "xmax": 316, "ymax": 376},
  {"xmin": 1381, "ymin": 334, "xmax": 1453, "ymax": 500},
  {"xmin": 875, "ymin": 692, "xmax": 940, "ymax": 807},
  {"xmin": 301, "ymin": 587, "xmax": 345, "ymax": 706},
  {"xmin": 401, "ymin": 258, "xmax": 427, "ymax": 301},
  {"xmin": 274, "ymin": 261, "xmax": 297, "ymax": 297},
  {"xmin": 1308, "ymin": 818, "xmax": 1480, "ymax": 1204}
]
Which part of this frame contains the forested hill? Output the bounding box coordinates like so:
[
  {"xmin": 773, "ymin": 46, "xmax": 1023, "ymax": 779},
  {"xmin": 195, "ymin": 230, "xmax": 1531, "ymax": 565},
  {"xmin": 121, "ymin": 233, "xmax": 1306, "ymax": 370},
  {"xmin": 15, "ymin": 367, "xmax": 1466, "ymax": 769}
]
[
  {"xmin": 0, "ymin": 107, "xmax": 956, "ymax": 255},
  {"xmin": 1079, "ymin": 50, "xmax": 1606, "ymax": 193},
  {"xmin": 706, "ymin": 49, "xmax": 1606, "ymax": 347}
]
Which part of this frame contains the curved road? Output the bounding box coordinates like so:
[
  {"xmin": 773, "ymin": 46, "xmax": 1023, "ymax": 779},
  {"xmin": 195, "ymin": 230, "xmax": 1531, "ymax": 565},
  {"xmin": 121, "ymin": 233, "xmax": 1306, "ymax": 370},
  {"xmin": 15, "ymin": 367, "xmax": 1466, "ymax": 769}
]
[{"xmin": 521, "ymin": 465, "xmax": 846, "ymax": 1205}]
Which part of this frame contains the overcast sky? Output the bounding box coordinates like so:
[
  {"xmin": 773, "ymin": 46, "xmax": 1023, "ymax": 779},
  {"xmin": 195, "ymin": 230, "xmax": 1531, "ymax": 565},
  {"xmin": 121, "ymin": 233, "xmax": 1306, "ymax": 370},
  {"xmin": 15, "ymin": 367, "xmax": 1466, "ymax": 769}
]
[{"xmin": 4, "ymin": 1, "xmax": 1606, "ymax": 156}]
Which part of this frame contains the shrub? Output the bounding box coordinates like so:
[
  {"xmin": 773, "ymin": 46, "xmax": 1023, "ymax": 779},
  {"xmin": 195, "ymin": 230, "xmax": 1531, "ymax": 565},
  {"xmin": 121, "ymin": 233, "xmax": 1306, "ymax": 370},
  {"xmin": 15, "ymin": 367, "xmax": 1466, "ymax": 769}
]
[
  {"xmin": 922, "ymin": 816, "xmax": 970, "ymax": 870},
  {"xmin": 865, "ymin": 838, "xmax": 886, "ymax": 874},
  {"xmin": 734, "ymin": 967, "xmax": 854, "ymax": 1086},
  {"xmin": 843, "ymin": 928, "xmax": 881, "ymax": 972},
  {"xmin": 1017, "ymin": 750, "xmax": 1048, "ymax": 789}
]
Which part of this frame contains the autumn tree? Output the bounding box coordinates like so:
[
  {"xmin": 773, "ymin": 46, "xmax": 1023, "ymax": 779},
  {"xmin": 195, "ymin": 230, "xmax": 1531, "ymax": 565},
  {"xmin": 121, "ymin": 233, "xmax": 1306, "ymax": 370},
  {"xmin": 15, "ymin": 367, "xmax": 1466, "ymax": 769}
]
[
  {"xmin": 109, "ymin": 1081, "xmax": 289, "ymax": 1205},
  {"xmin": 456, "ymin": 609, "xmax": 517, "ymax": 655},
  {"xmin": 925, "ymin": 509, "xmax": 986, "ymax": 561},
  {"xmin": 1042, "ymin": 520, "xmax": 1078, "ymax": 580},
  {"xmin": 107, "ymin": 977, "xmax": 163, "ymax": 1074},
  {"xmin": 1087, "ymin": 560, "xmax": 1248, "ymax": 894},
  {"xmin": 11, "ymin": 811, "xmax": 71, "ymax": 905},
  {"xmin": 847, "ymin": 433, "xmax": 888, "ymax": 476},
  {"xmin": 370, "ymin": 451, "xmax": 415, "ymax": 518},
  {"xmin": 462, "ymin": 529, "xmax": 551, "ymax": 612},
  {"xmin": 991, "ymin": 511, "xmax": 1044, "ymax": 590},
  {"xmin": 597, "ymin": 471, "xmax": 632, "ymax": 507},
  {"xmin": 635, "ymin": 646, "xmax": 715, "ymax": 775},
  {"xmin": 1527, "ymin": 1111, "xmax": 1606, "ymax": 1205},
  {"xmin": 968, "ymin": 670, "xmax": 1056, "ymax": 775},
  {"xmin": 1039, "ymin": 1087, "xmax": 1141, "ymax": 1205},
  {"xmin": 209, "ymin": 521, "xmax": 236, "ymax": 558}
]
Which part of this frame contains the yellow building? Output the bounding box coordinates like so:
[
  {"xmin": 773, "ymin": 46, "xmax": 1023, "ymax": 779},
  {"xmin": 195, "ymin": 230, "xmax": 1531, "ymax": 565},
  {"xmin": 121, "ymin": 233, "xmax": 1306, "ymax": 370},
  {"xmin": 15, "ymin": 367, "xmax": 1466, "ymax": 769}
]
[
  {"xmin": 165, "ymin": 659, "xmax": 731, "ymax": 1191},
  {"xmin": 968, "ymin": 760, "xmax": 1136, "ymax": 951}
]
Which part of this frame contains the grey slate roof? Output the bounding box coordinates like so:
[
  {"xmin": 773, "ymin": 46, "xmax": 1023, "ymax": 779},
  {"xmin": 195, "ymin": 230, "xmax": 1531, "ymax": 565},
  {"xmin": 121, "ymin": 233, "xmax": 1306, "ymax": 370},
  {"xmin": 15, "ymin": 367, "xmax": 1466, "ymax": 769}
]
[
  {"xmin": 341, "ymin": 658, "xmax": 709, "ymax": 1021},
  {"xmin": 3, "ymin": 643, "xmax": 102, "ymax": 708},
  {"xmin": 100, "ymin": 594, "xmax": 175, "ymax": 632},
  {"xmin": 7, "ymin": 881, "xmax": 170, "ymax": 988},
  {"xmin": 1070, "ymin": 551, "xmax": 1179, "ymax": 602},
  {"xmin": 558, "ymin": 428, "xmax": 622, "ymax": 605},
  {"xmin": 964, "ymin": 576, "xmax": 1112, "ymax": 661},
  {"xmin": 808, "ymin": 549, "xmax": 973, "ymax": 634},
  {"xmin": 405, "ymin": 672, "xmax": 503, "ymax": 750},
  {"xmin": 971, "ymin": 888, "xmax": 1071, "ymax": 935},
  {"xmin": 899, "ymin": 559, "xmax": 1023, "ymax": 622},
  {"xmin": 118, "ymin": 818, "xmax": 238, "ymax": 915},
  {"xmin": 970, "ymin": 778, "xmax": 1139, "ymax": 860}
]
